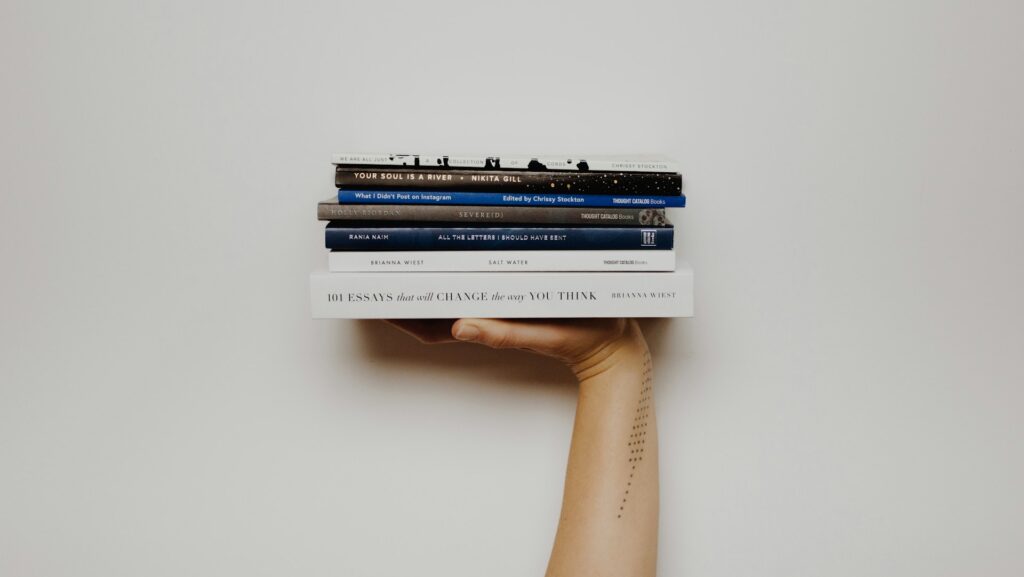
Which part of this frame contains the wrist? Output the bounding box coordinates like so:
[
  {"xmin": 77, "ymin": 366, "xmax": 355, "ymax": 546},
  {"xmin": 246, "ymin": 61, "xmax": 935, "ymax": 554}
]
[{"xmin": 570, "ymin": 321, "xmax": 649, "ymax": 383}]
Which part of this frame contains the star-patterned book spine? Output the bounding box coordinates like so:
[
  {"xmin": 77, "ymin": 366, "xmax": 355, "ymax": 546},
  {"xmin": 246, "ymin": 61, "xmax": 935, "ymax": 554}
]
[{"xmin": 335, "ymin": 167, "xmax": 682, "ymax": 196}]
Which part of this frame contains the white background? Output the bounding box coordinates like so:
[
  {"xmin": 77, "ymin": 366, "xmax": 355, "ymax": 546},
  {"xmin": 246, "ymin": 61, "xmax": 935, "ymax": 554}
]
[{"xmin": 2, "ymin": 1, "xmax": 1023, "ymax": 575}]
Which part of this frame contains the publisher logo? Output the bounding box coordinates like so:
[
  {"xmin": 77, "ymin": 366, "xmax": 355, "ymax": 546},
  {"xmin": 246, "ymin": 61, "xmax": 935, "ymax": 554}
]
[{"xmin": 641, "ymin": 229, "xmax": 657, "ymax": 247}]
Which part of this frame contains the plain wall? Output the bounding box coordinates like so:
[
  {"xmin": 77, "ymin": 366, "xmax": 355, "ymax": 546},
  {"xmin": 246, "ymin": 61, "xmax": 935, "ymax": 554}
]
[{"xmin": 2, "ymin": 1, "xmax": 1022, "ymax": 575}]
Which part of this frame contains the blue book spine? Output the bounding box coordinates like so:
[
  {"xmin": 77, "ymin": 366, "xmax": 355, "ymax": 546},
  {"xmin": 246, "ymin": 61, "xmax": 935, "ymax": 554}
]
[
  {"xmin": 325, "ymin": 225, "xmax": 675, "ymax": 251},
  {"xmin": 337, "ymin": 189, "xmax": 686, "ymax": 208}
]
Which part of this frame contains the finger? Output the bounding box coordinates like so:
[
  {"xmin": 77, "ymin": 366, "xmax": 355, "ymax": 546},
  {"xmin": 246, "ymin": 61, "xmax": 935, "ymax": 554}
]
[
  {"xmin": 450, "ymin": 318, "xmax": 571, "ymax": 356},
  {"xmin": 384, "ymin": 319, "xmax": 457, "ymax": 344}
]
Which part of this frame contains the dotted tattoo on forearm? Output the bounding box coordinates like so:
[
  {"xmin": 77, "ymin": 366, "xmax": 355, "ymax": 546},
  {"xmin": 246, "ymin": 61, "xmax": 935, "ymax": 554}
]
[{"xmin": 619, "ymin": 352, "xmax": 653, "ymax": 519}]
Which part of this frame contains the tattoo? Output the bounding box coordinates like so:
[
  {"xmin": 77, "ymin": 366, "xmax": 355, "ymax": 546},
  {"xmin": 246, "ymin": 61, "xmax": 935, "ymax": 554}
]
[{"xmin": 619, "ymin": 351, "xmax": 653, "ymax": 518}]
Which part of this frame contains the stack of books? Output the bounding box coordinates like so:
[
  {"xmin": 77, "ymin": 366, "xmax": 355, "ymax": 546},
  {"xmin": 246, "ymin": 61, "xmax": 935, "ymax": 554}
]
[{"xmin": 310, "ymin": 153, "xmax": 694, "ymax": 319}]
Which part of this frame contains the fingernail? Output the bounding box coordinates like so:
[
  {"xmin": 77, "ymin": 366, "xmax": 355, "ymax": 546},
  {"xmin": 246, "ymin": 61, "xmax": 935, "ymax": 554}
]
[{"xmin": 454, "ymin": 324, "xmax": 480, "ymax": 341}]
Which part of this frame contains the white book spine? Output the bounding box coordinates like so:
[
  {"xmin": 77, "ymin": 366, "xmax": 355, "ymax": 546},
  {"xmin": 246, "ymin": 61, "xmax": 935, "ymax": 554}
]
[
  {"xmin": 310, "ymin": 267, "xmax": 694, "ymax": 319},
  {"xmin": 328, "ymin": 250, "xmax": 677, "ymax": 272},
  {"xmin": 331, "ymin": 153, "xmax": 679, "ymax": 173}
]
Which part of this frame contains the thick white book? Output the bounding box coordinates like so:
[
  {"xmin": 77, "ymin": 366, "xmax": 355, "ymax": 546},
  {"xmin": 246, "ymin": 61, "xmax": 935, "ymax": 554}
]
[
  {"xmin": 327, "ymin": 250, "xmax": 677, "ymax": 272},
  {"xmin": 331, "ymin": 152, "xmax": 679, "ymax": 173},
  {"xmin": 310, "ymin": 267, "xmax": 694, "ymax": 319}
]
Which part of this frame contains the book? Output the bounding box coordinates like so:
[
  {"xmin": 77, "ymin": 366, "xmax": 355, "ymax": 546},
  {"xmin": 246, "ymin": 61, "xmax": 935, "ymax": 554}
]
[
  {"xmin": 317, "ymin": 200, "xmax": 670, "ymax": 226},
  {"xmin": 337, "ymin": 189, "xmax": 686, "ymax": 208},
  {"xmin": 332, "ymin": 152, "xmax": 680, "ymax": 173},
  {"xmin": 324, "ymin": 222, "xmax": 674, "ymax": 251},
  {"xmin": 309, "ymin": 267, "xmax": 694, "ymax": 319},
  {"xmin": 328, "ymin": 250, "xmax": 677, "ymax": 272},
  {"xmin": 336, "ymin": 167, "xmax": 682, "ymax": 195}
]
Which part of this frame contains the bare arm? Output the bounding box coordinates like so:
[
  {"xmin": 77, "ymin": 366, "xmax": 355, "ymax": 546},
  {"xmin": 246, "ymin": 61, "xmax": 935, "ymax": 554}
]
[
  {"xmin": 388, "ymin": 318, "xmax": 658, "ymax": 577},
  {"xmin": 548, "ymin": 322, "xmax": 657, "ymax": 577}
]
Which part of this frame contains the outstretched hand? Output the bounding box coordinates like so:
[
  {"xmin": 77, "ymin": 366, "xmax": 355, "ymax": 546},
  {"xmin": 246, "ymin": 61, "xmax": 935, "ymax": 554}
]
[
  {"xmin": 387, "ymin": 317, "xmax": 659, "ymax": 576},
  {"xmin": 385, "ymin": 318, "xmax": 647, "ymax": 380}
]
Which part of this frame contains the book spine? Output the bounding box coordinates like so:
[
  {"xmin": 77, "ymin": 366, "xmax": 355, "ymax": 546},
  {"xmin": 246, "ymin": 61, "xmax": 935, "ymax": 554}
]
[
  {"xmin": 328, "ymin": 250, "xmax": 677, "ymax": 272},
  {"xmin": 310, "ymin": 268, "xmax": 694, "ymax": 319},
  {"xmin": 317, "ymin": 203, "xmax": 669, "ymax": 226},
  {"xmin": 336, "ymin": 189, "xmax": 686, "ymax": 208},
  {"xmin": 336, "ymin": 167, "xmax": 681, "ymax": 195},
  {"xmin": 331, "ymin": 153, "xmax": 680, "ymax": 173},
  {"xmin": 324, "ymin": 225, "xmax": 674, "ymax": 251}
]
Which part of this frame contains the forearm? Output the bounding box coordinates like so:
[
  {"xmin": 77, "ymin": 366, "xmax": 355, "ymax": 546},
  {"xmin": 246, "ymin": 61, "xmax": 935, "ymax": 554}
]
[{"xmin": 547, "ymin": 324, "xmax": 658, "ymax": 577}]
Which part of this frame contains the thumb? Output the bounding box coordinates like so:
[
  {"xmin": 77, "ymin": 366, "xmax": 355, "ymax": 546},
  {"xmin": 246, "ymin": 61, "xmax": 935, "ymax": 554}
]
[{"xmin": 451, "ymin": 318, "xmax": 565, "ymax": 355}]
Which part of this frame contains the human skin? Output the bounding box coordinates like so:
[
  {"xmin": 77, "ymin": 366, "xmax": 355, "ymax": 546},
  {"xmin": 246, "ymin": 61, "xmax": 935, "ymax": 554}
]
[{"xmin": 386, "ymin": 318, "xmax": 658, "ymax": 577}]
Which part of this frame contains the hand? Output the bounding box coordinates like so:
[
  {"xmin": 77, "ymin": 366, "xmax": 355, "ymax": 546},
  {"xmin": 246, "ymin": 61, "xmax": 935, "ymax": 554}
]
[
  {"xmin": 386, "ymin": 318, "xmax": 660, "ymax": 575},
  {"xmin": 384, "ymin": 318, "xmax": 648, "ymax": 380}
]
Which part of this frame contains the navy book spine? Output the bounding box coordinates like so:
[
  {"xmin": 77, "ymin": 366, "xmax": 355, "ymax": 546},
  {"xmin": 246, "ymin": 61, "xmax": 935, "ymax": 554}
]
[
  {"xmin": 337, "ymin": 189, "xmax": 686, "ymax": 208},
  {"xmin": 324, "ymin": 224, "xmax": 675, "ymax": 251},
  {"xmin": 337, "ymin": 167, "xmax": 682, "ymax": 195}
]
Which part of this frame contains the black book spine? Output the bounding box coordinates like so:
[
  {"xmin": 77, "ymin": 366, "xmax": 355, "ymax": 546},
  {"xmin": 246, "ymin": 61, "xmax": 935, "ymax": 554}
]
[
  {"xmin": 317, "ymin": 203, "xmax": 669, "ymax": 226},
  {"xmin": 335, "ymin": 167, "xmax": 682, "ymax": 196}
]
